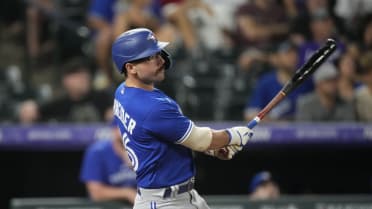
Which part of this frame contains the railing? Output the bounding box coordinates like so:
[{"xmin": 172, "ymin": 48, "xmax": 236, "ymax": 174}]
[
  {"xmin": 1, "ymin": 122, "xmax": 372, "ymax": 150},
  {"xmin": 10, "ymin": 195, "xmax": 372, "ymax": 209}
]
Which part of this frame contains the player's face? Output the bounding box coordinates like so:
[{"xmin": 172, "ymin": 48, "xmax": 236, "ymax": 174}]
[{"xmin": 130, "ymin": 52, "xmax": 166, "ymax": 84}]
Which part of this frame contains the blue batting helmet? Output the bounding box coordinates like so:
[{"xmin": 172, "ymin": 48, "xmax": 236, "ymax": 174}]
[
  {"xmin": 111, "ymin": 28, "xmax": 171, "ymax": 73},
  {"xmin": 249, "ymin": 171, "xmax": 273, "ymax": 193}
]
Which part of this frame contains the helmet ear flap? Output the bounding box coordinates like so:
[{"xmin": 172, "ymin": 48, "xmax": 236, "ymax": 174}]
[{"xmin": 161, "ymin": 50, "xmax": 172, "ymax": 70}]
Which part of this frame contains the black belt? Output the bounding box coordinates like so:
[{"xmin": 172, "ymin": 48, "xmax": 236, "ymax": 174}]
[
  {"xmin": 137, "ymin": 179, "xmax": 194, "ymax": 198},
  {"xmin": 162, "ymin": 180, "xmax": 194, "ymax": 198}
]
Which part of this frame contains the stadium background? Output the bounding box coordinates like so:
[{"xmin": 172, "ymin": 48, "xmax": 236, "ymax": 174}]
[{"xmin": 1, "ymin": 0, "xmax": 372, "ymax": 209}]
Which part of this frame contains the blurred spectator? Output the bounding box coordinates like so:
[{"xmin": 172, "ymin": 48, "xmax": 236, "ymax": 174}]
[
  {"xmin": 25, "ymin": 0, "xmax": 55, "ymax": 65},
  {"xmin": 87, "ymin": 0, "xmax": 118, "ymax": 87},
  {"xmin": 17, "ymin": 100, "xmax": 39, "ymax": 124},
  {"xmin": 113, "ymin": 0, "xmax": 159, "ymax": 39},
  {"xmin": 355, "ymin": 52, "xmax": 372, "ymax": 122},
  {"xmin": 235, "ymin": 0, "xmax": 289, "ymax": 50},
  {"xmin": 357, "ymin": 15, "xmax": 372, "ymax": 53},
  {"xmin": 4, "ymin": 0, "xmax": 372, "ymax": 122},
  {"xmin": 289, "ymin": 0, "xmax": 329, "ymax": 44},
  {"xmin": 235, "ymin": 0, "xmax": 289, "ymax": 72},
  {"xmin": 0, "ymin": 1, "xmax": 25, "ymax": 67},
  {"xmin": 282, "ymin": 0, "xmax": 300, "ymax": 19},
  {"xmin": 0, "ymin": 1, "xmax": 24, "ymax": 29},
  {"xmin": 298, "ymin": 8, "xmax": 346, "ymax": 67},
  {"xmin": 23, "ymin": 0, "xmax": 90, "ymax": 76},
  {"xmin": 159, "ymin": 0, "xmax": 203, "ymax": 55},
  {"xmin": 178, "ymin": 0, "xmax": 246, "ymax": 121},
  {"xmin": 80, "ymin": 124, "xmax": 137, "ymax": 203},
  {"xmin": 296, "ymin": 63, "xmax": 355, "ymax": 121},
  {"xmin": 334, "ymin": 0, "xmax": 372, "ymax": 37},
  {"xmin": 335, "ymin": 53, "xmax": 360, "ymax": 102},
  {"xmin": 244, "ymin": 40, "xmax": 313, "ymax": 122},
  {"xmin": 29, "ymin": 58, "xmax": 113, "ymax": 123},
  {"xmin": 249, "ymin": 171, "xmax": 280, "ymax": 200},
  {"xmin": 53, "ymin": 0, "xmax": 90, "ymax": 61},
  {"xmin": 0, "ymin": 66, "xmax": 38, "ymax": 123},
  {"xmin": 185, "ymin": 0, "xmax": 245, "ymax": 52}
]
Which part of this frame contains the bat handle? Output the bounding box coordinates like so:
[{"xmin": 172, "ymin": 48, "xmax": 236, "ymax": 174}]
[{"xmin": 247, "ymin": 116, "xmax": 261, "ymax": 129}]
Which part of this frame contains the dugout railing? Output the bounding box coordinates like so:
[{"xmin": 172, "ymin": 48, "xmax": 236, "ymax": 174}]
[{"xmin": 10, "ymin": 195, "xmax": 372, "ymax": 209}]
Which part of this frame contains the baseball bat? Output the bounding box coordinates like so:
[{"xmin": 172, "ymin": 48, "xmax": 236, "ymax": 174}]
[{"xmin": 247, "ymin": 39, "xmax": 337, "ymax": 129}]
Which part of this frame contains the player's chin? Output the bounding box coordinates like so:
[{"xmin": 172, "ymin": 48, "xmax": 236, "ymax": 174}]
[
  {"xmin": 152, "ymin": 74, "xmax": 165, "ymax": 83},
  {"xmin": 155, "ymin": 68, "xmax": 165, "ymax": 80},
  {"xmin": 157, "ymin": 74, "xmax": 165, "ymax": 82}
]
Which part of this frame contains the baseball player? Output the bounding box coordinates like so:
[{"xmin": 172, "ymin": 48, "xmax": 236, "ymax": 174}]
[
  {"xmin": 111, "ymin": 28, "xmax": 253, "ymax": 209},
  {"xmin": 80, "ymin": 122, "xmax": 137, "ymax": 203}
]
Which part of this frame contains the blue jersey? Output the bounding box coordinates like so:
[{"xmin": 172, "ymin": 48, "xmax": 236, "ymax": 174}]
[
  {"xmin": 80, "ymin": 140, "xmax": 137, "ymax": 188},
  {"xmin": 113, "ymin": 83, "xmax": 195, "ymax": 188}
]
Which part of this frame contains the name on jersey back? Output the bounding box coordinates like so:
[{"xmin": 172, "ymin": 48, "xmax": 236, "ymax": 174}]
[{"xmin": 113, "ymin": 99, "xmax": 137, "ymax": 135}]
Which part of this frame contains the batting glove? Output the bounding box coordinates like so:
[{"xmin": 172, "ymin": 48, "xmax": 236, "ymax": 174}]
[
  {"xmin": 226, "ymin": 126, "xmax": 253, "ymax": 146},
  {"xmin": 204, "ymin": 145, "xmax": 242, "ymax": 160}
]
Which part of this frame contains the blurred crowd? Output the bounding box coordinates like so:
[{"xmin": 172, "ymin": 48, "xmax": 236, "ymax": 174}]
[{"xmin": 1, "ymin": 0, "xmax": 372, "ymax": 123}]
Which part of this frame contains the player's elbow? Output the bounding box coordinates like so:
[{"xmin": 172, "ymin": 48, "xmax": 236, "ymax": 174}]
[{"xmin": 179, "ymin": 126, "xmax": 212, "ymax": 152}]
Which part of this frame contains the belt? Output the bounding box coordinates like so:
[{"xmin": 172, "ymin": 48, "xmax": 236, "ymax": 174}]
[
  {"xmin": 163, "ymin": 179, "xmax": 194, "ymax": 198},
  {"xmin": 137, "ymin": 178, "xmax": 195, "ymax": 198}
]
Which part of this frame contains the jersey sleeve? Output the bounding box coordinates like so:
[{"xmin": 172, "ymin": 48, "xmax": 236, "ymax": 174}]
[
  {"xmin": 143, "ymin": 100, "xmax": 193, "ymax": 144},
  {"xmin": 80, "ymin": 144, "xmax": 105, "ymax": 183}
]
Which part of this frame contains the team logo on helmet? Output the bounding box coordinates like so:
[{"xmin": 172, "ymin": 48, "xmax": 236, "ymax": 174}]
[{"xmin": 147, "ymin": 33, "xmax": 157, "ymax": 43}]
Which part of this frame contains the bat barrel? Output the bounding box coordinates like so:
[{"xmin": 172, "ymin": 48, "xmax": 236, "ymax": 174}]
[{"xmin": 326, "ymin": 38, "xmax": 336, "ymax": 47}]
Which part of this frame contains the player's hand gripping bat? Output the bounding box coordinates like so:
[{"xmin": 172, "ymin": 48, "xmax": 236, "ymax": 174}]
[{"xmin": 247, "ymin": 39, "xmax": 337, "ymax": 129}]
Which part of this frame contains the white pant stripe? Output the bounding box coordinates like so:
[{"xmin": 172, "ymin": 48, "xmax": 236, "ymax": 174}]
[{"xmin": 150, "ymin": 201, "xmax": 156, "ymax": 209}]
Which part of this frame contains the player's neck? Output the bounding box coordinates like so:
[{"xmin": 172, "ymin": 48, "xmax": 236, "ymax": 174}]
[{"xmin": 125, "ymin": 77, "xmax": 154, "ymax": 91}]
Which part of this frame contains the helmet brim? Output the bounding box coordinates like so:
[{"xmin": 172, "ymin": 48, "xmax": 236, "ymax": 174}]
[
  {"xmin": 128, "ymin": 41, "xmax": 169, "ymax": 63},
  {"xmin": 158, "ymin": 41, "xmax": 169, "ymax": 50}
]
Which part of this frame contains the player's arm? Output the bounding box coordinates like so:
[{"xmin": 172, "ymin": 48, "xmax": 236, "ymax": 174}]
[
  {"xmin": 143, "ymin": 101, "xmax": 253, "ymax": 152},
  {"xmin": 181, "ymin": 127, "xmax": 228, "ymax": 150},
  {"xmin": 180, "ymin": 125, "xmax": 253, "ymax": 151},
  {"xmin": 86, "ymin": 181, "xmax": 136, "ymax": 203},
  {"xmin": 180, "ymin": 125, "xmax": 252, "ymax": 160}
]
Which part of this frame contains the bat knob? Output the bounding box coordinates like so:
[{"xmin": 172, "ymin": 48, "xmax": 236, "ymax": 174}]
[{"xmin": 326, "ymin": 39, "xmax": 337, "ymax": 47}]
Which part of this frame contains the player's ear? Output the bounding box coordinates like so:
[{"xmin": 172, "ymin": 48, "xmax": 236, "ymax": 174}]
[{"xmin": 125, "ymin": 63, "xmax": 137, "ymax": 75}]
